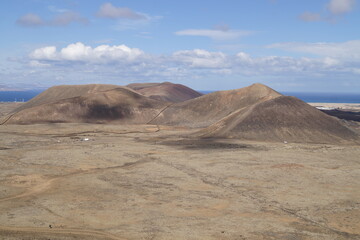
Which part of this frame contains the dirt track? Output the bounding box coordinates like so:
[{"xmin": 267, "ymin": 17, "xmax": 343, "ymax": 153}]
[
  {"xmin": 0, "ymin": 225, "xmax": 124, "ymax": 240},
  {"xmin": 0, "ymin": 122, "xmax": 359, "ymax": 239}
]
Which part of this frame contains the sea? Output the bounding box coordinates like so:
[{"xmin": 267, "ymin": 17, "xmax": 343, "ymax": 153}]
[
  {"xmin": 0, "ymin": 90, "xmax": 359, "ymax": 103},
  {"xmin": 0, "ymin": 90, "xmax": 44, "ymax": 102}
]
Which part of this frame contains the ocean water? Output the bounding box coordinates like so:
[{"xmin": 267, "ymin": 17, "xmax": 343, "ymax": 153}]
[
  {"xmin": 282, "ymin": 92, "xmax": 360, "ymax": 104},
  {"xmin": 0, "ymin": 90, "xmax": 359, "ymax": 103},
  {"xmin": 0, "ymin": 90, "xmax": 43, "ymax": 102},
  {"xmin": 200, "ymin": 91, "xmax": 360, "ymax": 103}
]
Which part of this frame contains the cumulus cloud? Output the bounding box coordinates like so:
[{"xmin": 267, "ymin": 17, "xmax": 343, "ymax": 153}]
[
  {"xmin": 30, "ymin": 46, "xmax": 57, "ymax": 60},
  {"xmin": 25, "ymin": 40, "xmax": 360, "ymax": 87},
  {"xmin": 233, "ymin": 53, "xmax": 342, "ymax": 75},
  {"xmin": 299, "ymin": 0, "xmax": 356, "ymax": 22},
  {"xmin": 173, "ymin": 49, "xmax": 228, "ymax": 68},
  {"xmin": 16, "ymin": 11, "xmax": 88, "ymax": 27},
  {"xmin": 29, "ymin": 60, "xmax": 51, "ymax": 68},
  {"xmin": 328, "ymin": 0, "xmax": 356, "ymax": 15},
  {"xmin": 30, "ymin": 42, "xmax": 145, "ymax": 63},
  {"xmin": 51, "ymin": 12, "xmax": 88, "ymax": 26},
  {"xmin": 171, "ymin": 49, "xmax": 340, "ymax": 76},
  {"xmin": 96, "ymin": 2, "xmax": 147, "ymax": 20},
  {"xmin": 298, "ymin": 12, "xmax": 321, "ymax": 22},
  {"xmin": 175, "ymin": 28, "xmax": 252, "ymax": 41},
  {"xmin": 16, "ymin": 13, "xmax": 44, "ymax": 27},
  {"xmin": 268, "ymin": 40, "xmax": 360, "ymax": 60}
]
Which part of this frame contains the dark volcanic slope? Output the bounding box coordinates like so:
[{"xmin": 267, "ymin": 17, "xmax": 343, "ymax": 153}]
[
  {"xmin": 321, "ymin": 109, "xmax": 360, "ymax": 122},
  {"xmin": 197, "ymin": 96, "xmax": 359, "ymax": 144},
  {"xmin": 5, "ymin": 88, "xmax": 168, "ymax": 124},
  {"xmin": 151, "ymin": 83, "xmax": 282, "ymax": 127},
  {"xmin": 127, "ymin": 82, "xmax": 202, "ymax": 102},
  {"xmin": 12, "ymin": 84, "xmax": 122, "ymax": 113}
]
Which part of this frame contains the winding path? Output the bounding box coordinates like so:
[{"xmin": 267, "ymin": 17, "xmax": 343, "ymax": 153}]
[
  {"xmin": 0, "ymin": 158, "xmax": 153, "ymax": 203},
  {"xmin": 0, "ymin": 225, "xmax": 126, "ymax": 240}
]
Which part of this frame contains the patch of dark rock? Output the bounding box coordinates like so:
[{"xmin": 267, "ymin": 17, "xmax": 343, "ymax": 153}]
[
  {"xmin": 321, "ymin": 109, "xmax": 360, "ymax": 122},
  {"xmin": 159, "ymin": 139, "xmax": 261, "ymax": 150}
]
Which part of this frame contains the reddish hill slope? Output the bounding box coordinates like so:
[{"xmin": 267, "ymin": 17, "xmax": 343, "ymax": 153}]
[
  {"xmin": 196, "ymin": 96, "xmax": 359, "ymax": 144},
  {"xmin": 150, "ymin": 83, "xmax": 282, "ymax": 127},
  {"xmin": 12, "ymin": 84, "xmax": 122, "ymax": 113},
  {"xmin": 127, "ymin": 82, "xmax": 202, "ymax": 102},
  {"xmin": 4, "ymin": 87, "xmax": 168, "ymax": 124}
]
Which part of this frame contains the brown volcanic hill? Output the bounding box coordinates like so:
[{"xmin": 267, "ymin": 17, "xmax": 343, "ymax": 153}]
[
  {"xmin": 127, "ymin": 82, "xmax": 162, "ymax": 90},
  {"xmin": 150, "ymin": 83, "xmax": 282, "ymax": 127},
  {"xmin": 127, "ymin": 82, "xmax": 203, "ymax": 102},
  {"xmin": 12, "ymin": 84, "xmax": 122, "ymax": 113},
  {"xmin": 196, "ymin": 96, "xmax": 359, "ymax": 144},
  {"xmin": 4, "ymin": 87, "xmax": 169, "ymax": 125}
]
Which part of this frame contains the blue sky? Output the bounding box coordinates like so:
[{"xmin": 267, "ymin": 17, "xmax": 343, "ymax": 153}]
[{"xmin": 1, "ymin": 0, "xmax": 359, "ymax": 92}]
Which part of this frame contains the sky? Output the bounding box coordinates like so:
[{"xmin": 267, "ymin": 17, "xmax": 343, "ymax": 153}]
[{"xmin": 0, "ymin": 0, "xmax": 360, "ymax": 92}]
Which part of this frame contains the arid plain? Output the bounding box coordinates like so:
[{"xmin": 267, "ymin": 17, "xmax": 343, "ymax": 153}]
[
  {"xmin": 0, "ymin": 82, "xmax": 359, "ymax": 240},
  {"xmin": 0, "ymin": 114, "xmax": 359, "ymax": 239}
]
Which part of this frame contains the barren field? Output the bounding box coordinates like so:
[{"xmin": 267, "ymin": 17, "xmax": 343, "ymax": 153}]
[{"xmin": 0, "ymin": 122, "xmax": 359, "ymax": 240}]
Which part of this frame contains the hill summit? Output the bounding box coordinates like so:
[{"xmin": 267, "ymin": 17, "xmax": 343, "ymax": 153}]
[
  {"xmin": 196, "ymin": 96, "xmax": 359, "ymax": 144},
  {"xmin": 127, "ymin": 82, "xmax": 203, "ymax": 102},
  {"xmin": 150, "ymin": 83, "xmax": 282, "ymax": 127}
]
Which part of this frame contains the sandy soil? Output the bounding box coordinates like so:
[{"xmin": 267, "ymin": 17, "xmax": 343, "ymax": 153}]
[{"xmin": 0, "ymin": 122, "xmax": 359, "ymax": 240}]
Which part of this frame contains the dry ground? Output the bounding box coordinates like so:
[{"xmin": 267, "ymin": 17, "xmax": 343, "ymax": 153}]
[
  {"xmin": 0, "ymin": 103, "xmax": 24, "ymax": 117},
  {"xmin": 0, "ymin": 123, "xmax": 359, "ymax": 240},
  {"xmin": 0, "ymin": 103, "xmax": 359, "ymax": 239}
]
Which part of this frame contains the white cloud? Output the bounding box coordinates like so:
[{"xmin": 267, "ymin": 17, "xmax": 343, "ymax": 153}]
[
  {"xmin": 299, "ymin": 0, "xmax": 357, "ymax": 22},
  {"xmin": 175, "ymin": 29, "xmax": 252, "ymax": 41},
  {"xmin": 328, "ymin": 0, "xmax": 356, "ymax": 15},
  {"xmin": 59, "ymin": 43, "xmax": 92, "ymax": 61},
  {"xmin": 29, "ymin": 60, "xmax": 51, "ymax": 67},
  {"xmin": 30, "ymin": 46, "xmax": 57, "ymax": 60},
  {"xmin": 96, "ymin": 3, "xmax": 161, "ymax": 30},
  {"xmin": 233, "ymin": 53, "xmax": 343, "ymax": 75},
  {"xmin": 25, "ymin": 41, "xmax": 360, "ymax": 88},
  {"xmin": 299, "ymin": 12, "xmax": 321, "ymax": 22},
  {"xmin": 51, "ymin": 12, "xmax": 88, "ymax": 26},
  {"xmin": 96, "ymin": 2, "xmax": 147, "ymax": 20},
  {"xmin": 173, "ymin": 49, "xmax": 228, "ymax": 68},
  {"xmin": 268, "ymin": 40, "xmax": 360, "ymax": 61},
  {"xmin": 29, "ymin": 42, "xmax": 145, "ymax": 63},
  {"xmin": 236, "ymin": 52, "xmax": 252, "ymax": 62},
  {"xmin": 16, "ymin": 11, "xmax": 88, "ymax": 27},
  {"xmin": 16, "ymin": 13, "xmax": 44, "ymax": 27}
]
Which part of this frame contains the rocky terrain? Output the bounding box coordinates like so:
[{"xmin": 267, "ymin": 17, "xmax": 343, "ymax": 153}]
[{"xmin": 0, "ymin": 123, "xmax": 359, "ymax": 239}]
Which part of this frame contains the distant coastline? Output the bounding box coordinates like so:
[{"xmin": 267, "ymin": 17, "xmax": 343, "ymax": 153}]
[{"xmin": 0, "ymin": 89, "xmax": 359, "ymax": 103}]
